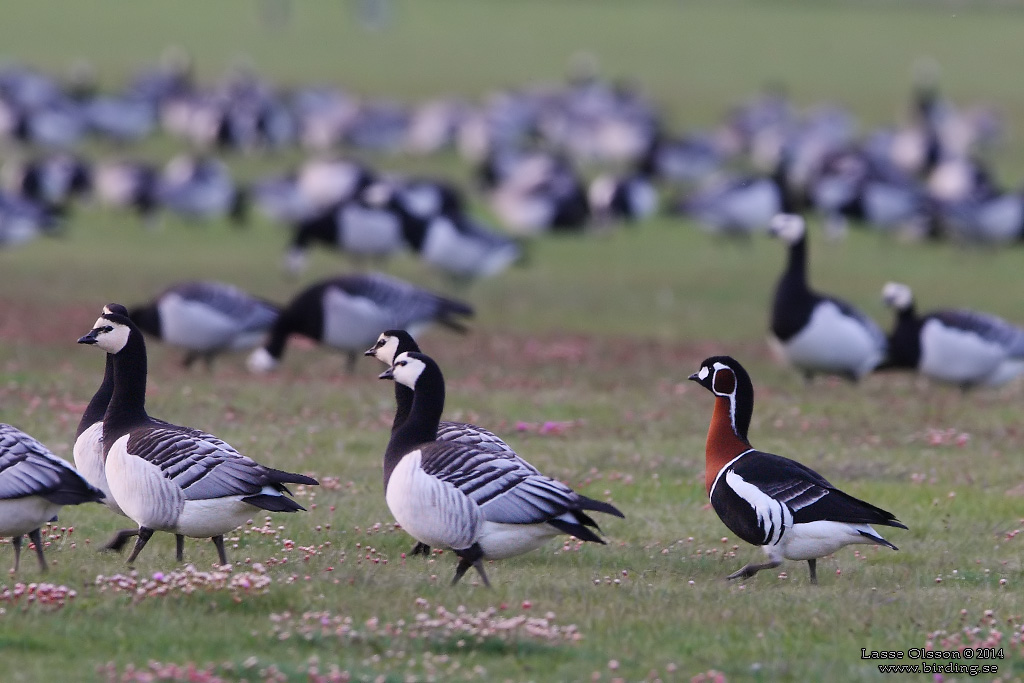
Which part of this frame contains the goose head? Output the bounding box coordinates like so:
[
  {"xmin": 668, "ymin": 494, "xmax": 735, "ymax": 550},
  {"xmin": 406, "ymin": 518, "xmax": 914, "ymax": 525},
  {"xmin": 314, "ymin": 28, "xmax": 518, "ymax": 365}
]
[{"xmin": 77, "ymin": 303, "xmax": 134, "ymax": 354}]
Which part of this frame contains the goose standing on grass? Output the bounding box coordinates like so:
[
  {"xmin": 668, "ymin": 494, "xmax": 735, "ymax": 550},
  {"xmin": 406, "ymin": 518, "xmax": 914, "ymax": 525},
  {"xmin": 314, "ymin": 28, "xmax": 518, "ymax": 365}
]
[
  {"xmin": 689, "ymin": 356, "xmax": 905, "ymax": 584},
  {"xmin": 879, "ymin": 282, "xmax": 1024, "ymax": 389},
  {"xmin": 77, "ymin": 304, "xmax": 318, "ymax": 565},
  {"xmin": 365, "ymin": 329, "xmax": 517, "ymax": 557},
  {"xmin": 247, "ymin": 273, "xmax": 473, "ymax": 374},
  {"xmin": 768, "ymin": 213, "xmax": 887, "ymax": 381},
  {"xmin": 73, "ymin": 349, "xmax": 186, "ymax": 555},
  {"xmin": 1, "ymin": 423, "xmax": 105, "ymax": 571},
  {"xmin": 128, "ymin": 281, "xmax": 280, "ymax": 369},
  {"xmin": 379, "ymin": 351, "xmax": 624, "ymax": 586}
]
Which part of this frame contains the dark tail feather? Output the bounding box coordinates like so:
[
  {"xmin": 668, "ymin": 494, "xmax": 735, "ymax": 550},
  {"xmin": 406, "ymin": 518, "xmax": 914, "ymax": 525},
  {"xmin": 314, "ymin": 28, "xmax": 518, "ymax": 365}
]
[
  {"xmin": 858, "ymin": 529, "xmax": 899, "ymax": 551},
  {"xmin": 265, "ymin": 468, "xmax": 319, "ymax": 486},
  {"xmin": 574, "ymin": 494, "xmax": 626, "ymax": 519},
  {"xmin": 436, "ymin": 298, "xmax": 474, "ymax": 333},
  {"xmin": 42, "ymin": 477, "xmax": 106, "ymax": 505},
  {"xmin": 547, "ymin": 519, "xmax": 606, "ymax": 544},
  {"xmin": 243, "ymin": 493, "xmax": 306, "ymax": 512}
]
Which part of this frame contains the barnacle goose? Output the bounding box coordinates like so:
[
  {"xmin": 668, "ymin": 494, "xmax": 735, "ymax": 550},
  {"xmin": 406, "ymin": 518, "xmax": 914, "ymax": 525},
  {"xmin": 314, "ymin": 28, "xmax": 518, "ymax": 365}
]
[
  {"xmin": 247, "ymin": 273, "xmax": 473, "ymax": 374},
  {"xmin": 379, "ymin": 351, "xmax": 624, "ymax": 586},
  {"xmin": 690, "ymin": 356, "xmax": 905, "ymax": 583},
  {"xmin": 77, "ymin": 304, "xmax": 318, "ymax": 565},
  {"xmin": 1, "ymin": 423, "xmax": 104, "ymax": 571},
  {"xmin": 128, "ymin": 281, "xmax": 280, "ymax": 369},
  {"xmin": 768, "ymin": 213, "xmax": 886, "ymax": 381},
  {"xmin": 880, "ymin": 282, "xmax": 1024, "ymax": 389},
  {"xmin": 73, "ymin": 348, "xmax": 186, "ymax": 555},
  {"xmin": 365, "ymin": 329, "xmax": 516, "ymax": 556}
]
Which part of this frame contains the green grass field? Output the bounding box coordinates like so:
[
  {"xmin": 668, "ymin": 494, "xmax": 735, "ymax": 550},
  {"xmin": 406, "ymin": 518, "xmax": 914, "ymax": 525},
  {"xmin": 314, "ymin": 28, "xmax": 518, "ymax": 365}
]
[{"xmin": 4, "ymin": 2, "xmax": 1024, "ymax": 681}]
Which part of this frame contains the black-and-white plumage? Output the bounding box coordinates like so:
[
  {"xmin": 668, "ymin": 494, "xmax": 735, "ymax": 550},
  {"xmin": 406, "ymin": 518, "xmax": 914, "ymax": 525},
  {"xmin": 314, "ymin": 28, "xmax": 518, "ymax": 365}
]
[
  {"xmin": 768, "ymin": 213, "xmax": 886, "ymax": 381},
  {"xmin": 587, "ymin": 172, "xmax": 658, "ymax": 224},
  {"xmin": 879, "ymin": 282, "xmax": 1024, "ymax": 389},
  {"xmin": 379, "ymin": 351, "xmax": 624, "ymax": 586},
  {"xmin": 689, "ymin": 356, "xmax": 905, "ymax": 583},
  {"xmin": 1, "ymin": 423, "xmax": 104, "ymax": 571},
  {"xmin": 247, "ymin": 273, "xmax": 473, "ymax": 373},
  {"xmin": 77, "ymin": 304, "xmax": 318, "ymax": 565},
  {"xmin": 129, "ymin": 281, "xmax": 280, "ymax": 369}
]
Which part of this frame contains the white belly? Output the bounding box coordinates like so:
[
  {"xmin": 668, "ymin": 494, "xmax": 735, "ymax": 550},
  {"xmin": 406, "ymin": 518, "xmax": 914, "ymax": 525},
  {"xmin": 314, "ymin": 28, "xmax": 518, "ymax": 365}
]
[
  {"xmin": 0, "ymin": 497, "xmax": 62, "ymax": 537},
  {"xmin": 776, "ymin": 301, "xmax": 882, "ymax": 377},
  {"xmin": 73, "ymin": 422, "xmax": 125, "ymax": 516},
  {"xmin": 476, "ymin": 521, "xmax": 559, "ymax": 559},
  {"xmin": 919, "ymin": 319, "xmax": 1007, "ymax": 385},
  {"xmin": 158, "ymin": 295, "xmax": 238, "ymax": 351},
  {"xmin": 776, "ymin": 521, "xmax": 882, "ymax": 561},
  {"xmin": 175, "ymin": 497, "xmax": 258, "ymax": 537},
  {"xmin": 105, "ymin": 436, "xmax": 185, "ymax": 531},
  {"xmin": 385, "ymin": 450, "xmax": 480, "ymax": 551}
]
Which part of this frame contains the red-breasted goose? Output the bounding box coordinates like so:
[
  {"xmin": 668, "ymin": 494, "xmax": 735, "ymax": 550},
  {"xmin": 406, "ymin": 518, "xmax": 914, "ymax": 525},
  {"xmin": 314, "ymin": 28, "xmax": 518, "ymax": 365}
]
[
  {"xmin": 689, "ymin": 355, "xmax": 905, "ymax": 583},
  {"xmin": 379, "ymin": 351, "xmax": 624, "ymax": 586},
  {"xmin": 1, "ymin": 423, "xmax": 104, "ymax": 571},
  {"xmin": 77, "ymin": 304, "xmax": 318, "ymax": 565}
]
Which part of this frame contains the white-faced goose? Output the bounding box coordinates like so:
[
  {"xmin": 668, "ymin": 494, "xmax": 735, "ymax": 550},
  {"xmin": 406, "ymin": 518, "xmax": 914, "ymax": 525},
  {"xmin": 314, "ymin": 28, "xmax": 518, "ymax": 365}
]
[
  {"xmin": 880, "ymin": 282, "xmax": 1024, "ymax": 389},
  {"xmin": 365, "ymin": 329, "xmax": 518, "ymax": 557},
  {"xmin": 768, "ymin": 213, "xmax": 887, "ymax": 381},
  {"xmin": 247, "ymin": 273, "xmax": 473, "ymax": 374},
  {"xmin": 128, "ymin": 281, "xmax": 280, "ymax": 369},
  {"xmin": 379, "ymin": 351, "xmax": 624, "ymax": 586},
  {"xmin": 77, "ymin": 304, "xmax": 318, "ymax": 565},
  {"xmin": 0, "ymin": 423, "xmax": 104, "ymax": 571},
  {"xmin": 690, "ymin": 356, "xmax": 905, "ymax": 584}
]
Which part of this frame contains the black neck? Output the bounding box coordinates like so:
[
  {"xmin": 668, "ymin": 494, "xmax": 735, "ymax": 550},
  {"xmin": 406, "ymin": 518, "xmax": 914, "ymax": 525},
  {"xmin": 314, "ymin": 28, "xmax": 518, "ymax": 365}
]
[
  {"xmin": 383, "ymin": 363, "xmax": 445, "ymax": 489},
  {"xmin": 77, "ymin": 354, "xmax": 114, "ymax": 438},
  {"xmin": 391, "ymin": 383, "xmax": 414, "ymax": 433},
  {"xmin": 783, "ymin": 233, "xmax": 808, "ymax": 288},
  {"xmin": 103, "ymin": 331, "xmax": 151, "ymax": 444}
]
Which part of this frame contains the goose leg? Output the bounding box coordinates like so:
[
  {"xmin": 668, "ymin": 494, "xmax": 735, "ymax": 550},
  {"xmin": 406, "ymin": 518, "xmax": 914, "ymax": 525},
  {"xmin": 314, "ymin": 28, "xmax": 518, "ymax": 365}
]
[
  {"xmin": 211, "ymin": 535, "xmax": 228, "ymax": 565},
  {"xmin": 28, "ymin": 529, "xmax": 47, "ymax": 572},
  {"xmin": 726, "ymin": 559, "xmax": 781, "ymax": 581},
  {"xmin": 103, "ymin": 528, "xmax": 140, "ymax": 552},
  {"xmin": 410, "ymin": 542, "xmax": 431, "ymax": 557},
  {"xmin": 345, "ymin": 351, "xmax": 358, "ymax": 374},
  {"xmin": 126, "ymin": 527, "xmax": 155, "ymax": 564},
  {"xmin": 452, "ymin": 544, "xmax": 490, "ymax": 588},
  {"xmin": 12, "ymin": 535, "xmax": 21, "ymax": 572},
  {"xmin": 182, "ymin": 351, "xmax": 200, "ymax": 369},
  {"xmin": 807, "ymin": 558, "xmax": 818, "ymax": 585},
  {"xmin": 175, "ymin": 534, "xmax": 185, "ymax": 562}
]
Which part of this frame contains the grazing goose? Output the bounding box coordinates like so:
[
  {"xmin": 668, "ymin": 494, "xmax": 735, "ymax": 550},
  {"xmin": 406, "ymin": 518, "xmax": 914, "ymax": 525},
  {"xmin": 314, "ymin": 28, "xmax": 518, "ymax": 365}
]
[
  {"xmin": 366, "ymin": 329, "xmax": 520, "ymax": 557},
  {"xmin": 880, "ymin": 282, "xmax": 1024, "ymax": 389},
  {"xmin": 284, "ymin": 183, "xmax": 409, "ymax": 275},
  {"xmin": 768, "ymin": 213, "xmax": 886, "ymax": 381},
  {"xmin": 689, "ymin": 356, "xmax": 905, "ymax": 584},
  {"xmin": 1, "ymin": 423, "xmax": 104, "ymax": 571},
  {"xmin": 247, "ymin": 273, "xmax": 473, "ymax": 374},
  {"xmin": 129, "ymin": 281, "xmax": 280, "ymax": 369},
  {"xmin": 587, "ymin": 172, "xmax": 658, "ymax": 224},
  {"xmin": 379, "ymin": 351, "xmax": 624, "ymax": 586},
  {"xmin": 77, "ymin": 304, "xmax": 318, "ymax": 565}
]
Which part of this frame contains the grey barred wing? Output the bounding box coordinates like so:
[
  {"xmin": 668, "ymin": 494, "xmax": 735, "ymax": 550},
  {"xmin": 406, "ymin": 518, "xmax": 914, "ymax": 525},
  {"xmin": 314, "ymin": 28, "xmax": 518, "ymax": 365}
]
[
  {"xmin": 127, "ymin": 426, "xmax": 273, "ymax": 500},
  {"xmin": 435, "ymin": 421, "xmax": 521, "ymax": 459},
  {"xmin": 418, "ymin": 443, "xmax": 575, "ymax": 525}
]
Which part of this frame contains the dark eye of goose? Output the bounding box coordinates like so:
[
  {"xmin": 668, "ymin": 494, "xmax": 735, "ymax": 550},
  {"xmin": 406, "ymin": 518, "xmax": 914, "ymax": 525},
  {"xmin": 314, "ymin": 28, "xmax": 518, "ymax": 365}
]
[{"xmin": 100, "ymin": 325, "xmax": 114, "ymax": 333}]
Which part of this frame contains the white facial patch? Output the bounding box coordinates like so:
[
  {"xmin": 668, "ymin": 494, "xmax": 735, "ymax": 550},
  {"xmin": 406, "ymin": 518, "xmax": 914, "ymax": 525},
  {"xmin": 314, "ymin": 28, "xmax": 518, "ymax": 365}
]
[
  {"xmin": 92, "ymin": 318, "xmax": 131, "ymax": 354},
  {"xmin": 697, "ymin": 366, "xmax": 710, "ymax": 380},
  {"xmin": 882, "ymin": 282, "xmax": 913, "ymax": 310},
  {"xmin": 769, "ymin": 213, "xmax": 805, "ymax": 243},
  {"xmin": 376, "ymin": 334, "xmax": 400, "ymax": 365},
  {"xmin": 390, "ymin": 353, "xmax": 427, "ymax": 389}
]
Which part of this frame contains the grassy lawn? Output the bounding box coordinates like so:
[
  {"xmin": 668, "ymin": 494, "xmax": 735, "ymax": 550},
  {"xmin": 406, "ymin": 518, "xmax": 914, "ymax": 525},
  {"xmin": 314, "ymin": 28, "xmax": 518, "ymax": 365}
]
[{"xmin": 4, "ymin": 2, "xmax": 1024, "ymax": 681}]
